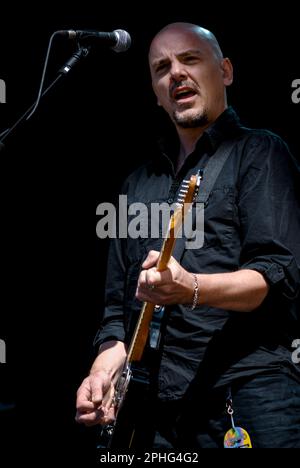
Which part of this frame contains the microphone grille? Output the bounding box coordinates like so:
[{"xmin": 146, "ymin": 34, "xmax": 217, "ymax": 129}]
[{"xmin": 112, "ymin": 29, "xmax": 132, "ymax": 52}]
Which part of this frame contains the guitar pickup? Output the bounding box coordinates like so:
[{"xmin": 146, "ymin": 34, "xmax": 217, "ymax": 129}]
[{"xmin": 149, "ymin": 305, "xmax": 165, "ymax": 350}]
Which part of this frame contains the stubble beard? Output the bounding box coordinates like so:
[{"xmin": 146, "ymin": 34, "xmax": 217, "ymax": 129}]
[{"xmin": 173, "ymin": 108, "xmax": 209, "ymax": 129}]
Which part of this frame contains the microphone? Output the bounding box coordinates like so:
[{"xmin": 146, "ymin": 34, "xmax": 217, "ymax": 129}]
[{"xmin": 57, "ymin": 29, "xmax": 131, "ymax": 52}]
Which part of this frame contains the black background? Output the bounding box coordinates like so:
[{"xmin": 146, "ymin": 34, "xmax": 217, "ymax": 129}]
[{"xmin": 0, "ymin": 1, "xmax": 299, "ymax": 463}]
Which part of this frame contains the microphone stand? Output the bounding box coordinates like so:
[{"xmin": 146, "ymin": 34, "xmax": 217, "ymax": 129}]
[{"xmin": 0, "ymin": 45, "xmax": 90, "ymax": 152}]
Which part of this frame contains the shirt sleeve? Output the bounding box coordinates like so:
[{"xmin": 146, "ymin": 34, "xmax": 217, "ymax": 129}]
[
  {"xmin": 93, "ymin": 237, "xmax": 127, "ymax": 348},
  {"xmin": 94, "ymin": 179, "xmax": 131, "ymax": 349},
  {"xmin": 238, "ymin": 132, "xmax": 300, "ymax": 299}
]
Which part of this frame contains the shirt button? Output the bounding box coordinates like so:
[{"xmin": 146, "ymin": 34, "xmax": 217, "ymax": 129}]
[{"xmin": 167, "ymin": 198, "xmax": 173, "ymax": 204}]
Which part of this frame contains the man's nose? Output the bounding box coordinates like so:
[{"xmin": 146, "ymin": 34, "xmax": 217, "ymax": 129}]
[{"xmin": 169, "ymin": 61, "xmax": 187, "ymax": 82}]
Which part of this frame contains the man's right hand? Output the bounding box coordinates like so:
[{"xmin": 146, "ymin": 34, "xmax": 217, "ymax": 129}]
[
  {"xmin": 75, "ymin": 369, "xmax": 116, "ymax": 426},
  {"xmin": 75, "ymin": 340, "xmax": 127, "ymax": 426}
]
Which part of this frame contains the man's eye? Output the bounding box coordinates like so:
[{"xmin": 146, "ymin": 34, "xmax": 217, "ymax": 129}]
[
  {"xmin": 156, "ymin": 64, "xmax": 167, "ymax": 73},
  {"xmin": 184, "ymin": 56, "xmax": 198, "ymax": 63}
]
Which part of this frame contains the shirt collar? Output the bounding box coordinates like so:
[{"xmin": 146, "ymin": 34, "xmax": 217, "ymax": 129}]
[
  {"xmin": 157, "ymin": 107, "xmax": 243, "ymax": 161},
  {"xmin": 204, "ymin": 107, "xmax": 243, "ymax": 153}
]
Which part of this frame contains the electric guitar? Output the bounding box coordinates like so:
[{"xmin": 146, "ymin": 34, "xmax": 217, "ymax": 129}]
[{"xmin": 98, "ymin": 172, "xmax": 202, "ymax": 449}]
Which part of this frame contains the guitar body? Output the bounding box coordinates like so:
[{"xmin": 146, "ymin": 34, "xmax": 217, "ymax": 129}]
[{"xmin": 98, "ymin": 364, "xmax": 155, "ymax": 449}]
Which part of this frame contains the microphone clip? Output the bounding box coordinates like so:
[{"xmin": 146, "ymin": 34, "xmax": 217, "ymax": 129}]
[{"xmin": 59, "ymin": 46, "xmax": 90, "ymax": 75}]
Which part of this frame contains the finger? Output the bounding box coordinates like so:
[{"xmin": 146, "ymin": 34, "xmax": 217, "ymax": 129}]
[
  {"xmin": 102, "ymin": 382, "xmax": 115, "ymax": 409},
  {"xmin": 103, "ymin": 406, "xmax": 117, "ymax": 424},
  {"xmin": 136, "ymin": 287, "xmax": 163, "ymax": 303},
  {"xmin": 90, "ymin": 375, "xmax": 107, "ymax": 405},
  {"xmin": 136, "ymin": 270, "xmax": 161, "ymax": 298},
  {"xmin": 75, "ymin": 408, "xmax": 106, "ymax": 426},
  {"xmin": 137, "ymin": 269, "xmax": 147, "ymax": 289},
  {"xmin": 142, "ymin": 250, "xmax": 160, "ymax": 269},
  {"xmin": 76, "ymin": 404, "xmax": 117, "ymax": 427},
  {"xmin": 146, "ymin": 268, "xmax": 163, "ymax": 287},
  {"xmin": 76, "ymin": 378, "xmax": 94, "ymax": 405},
  {"xmin": 76, "ymin": 399, "xmax": 96, "ymax": 413}
]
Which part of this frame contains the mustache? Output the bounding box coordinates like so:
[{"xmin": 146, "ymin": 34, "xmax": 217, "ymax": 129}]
[{"xmin": 169, "ymin": 80, "xmax": 198, "ymax": 98}]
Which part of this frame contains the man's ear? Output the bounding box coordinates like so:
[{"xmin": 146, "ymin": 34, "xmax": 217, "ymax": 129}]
[
  {"xmin": 152, "ymin": 81, "xmax": 162, "ymax": 106},
  {"xmin": 221, "ymin": 58, "xmax": 233, "ymax": 86}
]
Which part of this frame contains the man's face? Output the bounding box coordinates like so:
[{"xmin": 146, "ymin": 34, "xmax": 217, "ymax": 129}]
[{"xmin": 149, "ymin": 27, "xmax": 231, "ymax": 128}]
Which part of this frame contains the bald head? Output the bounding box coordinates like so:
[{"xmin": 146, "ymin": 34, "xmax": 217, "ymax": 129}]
[
  {"xmin": 149, "ymin": 22, "xmax": 224, "ymax": 62},
  {"xmin": 148, "ymin": 21, "xmax": 233, "ymax": 133}
]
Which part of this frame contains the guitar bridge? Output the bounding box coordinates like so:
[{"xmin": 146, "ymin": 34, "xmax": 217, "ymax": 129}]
[{"xmin": 113, "ymin": 364, "xmax": 132, "ymax": 408}]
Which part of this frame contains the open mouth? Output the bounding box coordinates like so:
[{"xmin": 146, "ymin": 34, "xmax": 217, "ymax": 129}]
[{"xmin": 172, "ymin": 86, "xmax": 197, "ymax": 102}]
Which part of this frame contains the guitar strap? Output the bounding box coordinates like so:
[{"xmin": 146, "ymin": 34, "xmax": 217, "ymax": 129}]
[
  {"xmin": 149, "ymin": 139, "xmax": 236, "ymax": 349},
  {"xmin": 172, "ymin": 138, "xmax": 236, "ymax": 262}
]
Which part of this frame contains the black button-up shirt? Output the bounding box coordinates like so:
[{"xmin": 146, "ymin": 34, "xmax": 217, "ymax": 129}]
[{"xmin": 95, "ymin": 107, "xmax": 300, "ymax": 399}]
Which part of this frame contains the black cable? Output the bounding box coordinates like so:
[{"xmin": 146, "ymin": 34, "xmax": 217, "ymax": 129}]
[
  {"xmin": 0, "ymin": 39, "xmax": 90, "ymax": 148},
  {"xmin": 0, "ymin": 74, "xmax": 62, "ymax": 144},
  {"xmin": 26, "ymin": 31, "xmax": 60, "ymax": 120}
]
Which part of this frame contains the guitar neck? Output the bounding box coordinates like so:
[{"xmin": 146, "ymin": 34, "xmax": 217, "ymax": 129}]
[
  {"xmin": 127, "ymin": 231, "xmax": 177, "ymax": 363},
  {"xmin": 126, "ymin": 174, "xmax": 200, "ymax": 364}
]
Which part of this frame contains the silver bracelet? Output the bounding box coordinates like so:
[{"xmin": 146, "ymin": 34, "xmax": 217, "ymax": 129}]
[{"xmin": 191, "ymin": 273, "xmax": 199, "ymax": 310}]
